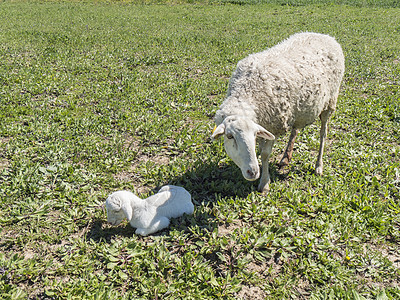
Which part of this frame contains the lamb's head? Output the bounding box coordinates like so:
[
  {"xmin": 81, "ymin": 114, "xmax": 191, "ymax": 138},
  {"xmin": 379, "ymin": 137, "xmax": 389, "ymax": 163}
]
[
  {"xmin": 212, "ymin": 116, "xmax": 275, "ymax": 181},
  {"xmin": 105, "ymin": 191, "xmax": 134, "ymax": 225}
]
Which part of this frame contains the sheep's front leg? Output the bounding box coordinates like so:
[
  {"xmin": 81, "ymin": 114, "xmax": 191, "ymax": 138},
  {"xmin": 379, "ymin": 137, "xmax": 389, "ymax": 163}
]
[
  {"xmin": 315, "ymin": 110, "xmax": 332, "ymax": 175},
  {"xmin": 258, "ymin": 139, "xmax": 274, "ymax": 193},
  {"xmin": 279, "ymin": 128, "xmax": 299, "ymax": 168},
  {"xmin": 135, "ymin": 217, "xmax": 170, "ymax": 236}
]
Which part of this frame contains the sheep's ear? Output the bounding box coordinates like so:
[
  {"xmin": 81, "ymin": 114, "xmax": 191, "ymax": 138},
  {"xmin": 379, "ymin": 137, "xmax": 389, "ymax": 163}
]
[
  {"xmin": 256, "ymin": 125, "xmax": 275, "ymax": 140},
  {"xmin": 120, "ymin": 199, "xmax": 133, "ymax": 221},
  {"xmin": 211, "ymin": 124, "xmax": 225, "ymax": 140}
]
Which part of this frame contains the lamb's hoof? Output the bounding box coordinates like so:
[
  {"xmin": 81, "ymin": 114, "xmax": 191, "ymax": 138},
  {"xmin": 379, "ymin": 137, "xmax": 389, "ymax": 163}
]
[{"xmin": 135, "ymin": 228, "xmax": 148, "ymax": 236}]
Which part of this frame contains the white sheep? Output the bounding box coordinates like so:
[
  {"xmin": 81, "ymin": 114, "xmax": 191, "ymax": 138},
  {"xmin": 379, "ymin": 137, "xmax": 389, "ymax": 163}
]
[
  {"xmin": 212, "ymin": 32, "xmax": 345, "ymax": 193},
  {"xmin": 105, "ymin": 185, "xmax": 194, "ymax": 236}
]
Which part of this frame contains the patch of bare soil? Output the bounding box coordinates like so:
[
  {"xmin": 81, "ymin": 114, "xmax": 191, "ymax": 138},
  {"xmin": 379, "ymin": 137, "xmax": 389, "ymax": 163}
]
[
  {"xmin": 375, "ymin": 244, "xmax": 400, "ymax": 270},
  {"xmin": 237, "ymin": 285, "xmax": 266, "ymax": 300},
  {"xmin": 245, "ymin": 260, "xmax": 270, "ymax": 278},
  {"xmin": 357, "ymin": 243, "xmax": 400, "ymax": 289},
  {"xmin": 0, "ymin": 137, "xmax": 11, "ymax": 144},
  {"xmin": 217, "ymin": 220, "xmax": 244, "ymax": 237},
  {"xmin": 0, "ymin": 137, "xmax": 11, "ymax": 171},
  {"xmin": 0, "ymin": 159, "xmax": 9, "ymax": 171},
  {"xmin": 114, "ymin": 137, "xmax": 185, "ymax": 194},
  {"xmin": 219, "ymin": 219, "xmax": 310, "ymax": 300}
]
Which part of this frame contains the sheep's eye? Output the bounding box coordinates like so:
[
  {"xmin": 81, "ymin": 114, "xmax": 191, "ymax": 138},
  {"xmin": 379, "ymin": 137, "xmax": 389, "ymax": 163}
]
[{"xmin": 226, "ymin": 133, "xmax": 234, "ymax": 139}]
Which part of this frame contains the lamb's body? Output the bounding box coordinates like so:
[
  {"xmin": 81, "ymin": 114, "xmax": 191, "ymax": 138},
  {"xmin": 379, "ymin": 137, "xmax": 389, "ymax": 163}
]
[
  {"xmin": 105, "ymin": 185, "xmax": 194, "ymax": 236},
  {"xmin": 213, "ymin": 32, "xmax": 345, "ymax": 192}
]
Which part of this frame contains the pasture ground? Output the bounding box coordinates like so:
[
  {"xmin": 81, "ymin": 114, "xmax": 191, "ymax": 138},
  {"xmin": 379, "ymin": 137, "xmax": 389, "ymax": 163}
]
[{"xmin": 0, "ymin": 0, "xmax": 399, "ymax": 298}]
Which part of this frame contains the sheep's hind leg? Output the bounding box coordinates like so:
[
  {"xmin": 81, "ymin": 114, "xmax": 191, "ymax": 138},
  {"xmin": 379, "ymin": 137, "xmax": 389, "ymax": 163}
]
[
  {"xmin": 315, "ymin": 110, "xmax": 332, "ymax": 175},
  {"xmin": 279, "ymin": 128, "xmax": 299, "ymax": 169},
  {"xmin": 258, "ymin": 139, "xmax": 274, "ymax": 193}
]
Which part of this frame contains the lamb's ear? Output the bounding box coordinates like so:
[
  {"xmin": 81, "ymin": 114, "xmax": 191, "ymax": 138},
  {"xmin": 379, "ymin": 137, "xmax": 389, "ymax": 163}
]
[
  {"xmin": 120, "ymin": 199, "xmax": 133, "ymax": 221},
  {"xmin": 256, "ymin": 125, "xmax": 275, "ymax": 140},
  {"xmin": 211, "ymin": 124, "xmax": 225, "ymax": 140},
  {"xmin": 106, "ymin": 194, "xmax": 121, "ymax": 211}
]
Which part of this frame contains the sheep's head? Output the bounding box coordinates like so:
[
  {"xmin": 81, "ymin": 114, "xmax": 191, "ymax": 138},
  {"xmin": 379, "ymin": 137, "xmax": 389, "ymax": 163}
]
[
  {"xmin": 105, "ymin": 191, "xmax": 134, "ymax": 225},
  {"xmin": 212, "ymin": 116, "xmax": 275, "ymax": 181}
]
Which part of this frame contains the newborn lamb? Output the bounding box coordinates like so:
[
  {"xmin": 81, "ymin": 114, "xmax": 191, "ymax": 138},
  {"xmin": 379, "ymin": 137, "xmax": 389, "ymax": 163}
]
[{"xmin": 105, "ymin": 185, "xmax": 194, "ymax": 236}]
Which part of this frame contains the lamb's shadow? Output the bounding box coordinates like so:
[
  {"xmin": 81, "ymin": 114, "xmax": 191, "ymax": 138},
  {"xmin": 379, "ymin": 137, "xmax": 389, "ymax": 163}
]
[
  {"xmin": 86, "ymin": 218, "xmax": 136, "ymax": 244},
  {"xmin": 86, "ymin": 213, "xmax": 209, "ymax": 244}
]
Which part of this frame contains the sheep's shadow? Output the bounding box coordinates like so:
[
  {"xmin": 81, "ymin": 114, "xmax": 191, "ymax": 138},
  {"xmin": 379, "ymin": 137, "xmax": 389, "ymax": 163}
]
[
  {"xmin": 166, "ymin": 158, "xmax": 300, "ymax": 200},
  {"xmin": 86, "ymin": 160, "xmax": 258, "ymax": 243},
  {"xmin": 166, "ymin": 160, "xmax": 259, "ymax": 201},
  {"xmin": 86, "ymin": 157, "xmax": 302, "ymax": 243}
]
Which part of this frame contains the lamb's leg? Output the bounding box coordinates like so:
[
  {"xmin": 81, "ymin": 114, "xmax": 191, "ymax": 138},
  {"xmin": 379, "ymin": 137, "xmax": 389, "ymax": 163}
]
[
  {"xmin": 135, "ymin": 217, "xmax": 170, "ymax": 236},
  {"xmin": 258, "ymin": 139, "xmax": 274, "ymax": 193},
  {"xmin": 279, "ymin": 128, "xmax": 299, "ymax": 168},
  {"xmin": 315, "ymin": 110, "xmax": 332, "ymax": 175}
]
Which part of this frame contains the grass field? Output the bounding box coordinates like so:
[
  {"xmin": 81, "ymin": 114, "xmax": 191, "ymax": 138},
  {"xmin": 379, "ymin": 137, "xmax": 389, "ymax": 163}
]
[{"xmin": 0, "ymin": 0, "xmax": 399, "ymax": 299}]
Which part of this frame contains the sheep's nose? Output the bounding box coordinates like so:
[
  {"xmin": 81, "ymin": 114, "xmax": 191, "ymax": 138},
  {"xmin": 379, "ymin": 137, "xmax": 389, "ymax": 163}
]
[
  {"xmin": 246, "ymin": 168, "xmax": 259, "ymax": 180},
  {"xmin": 243, "ymin": 166, "xmax": 259, "ymax": 181},
  {"xmin": 247, "ymin": 169, "xmax": 256, "ymax": 177}
]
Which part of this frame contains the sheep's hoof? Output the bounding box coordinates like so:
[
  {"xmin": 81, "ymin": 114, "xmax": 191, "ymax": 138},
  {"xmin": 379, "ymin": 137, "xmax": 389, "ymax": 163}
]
[
  {"xmin": 315, "ymin": 166, "xmax": 323, "ymax": 176},
  {"xmin": 278, "ymin": 157, "xmax": 290, "ymax": 168},
  {"xmin": 257, "ymin": 182, "xmax": 270, "ymax": 194}
]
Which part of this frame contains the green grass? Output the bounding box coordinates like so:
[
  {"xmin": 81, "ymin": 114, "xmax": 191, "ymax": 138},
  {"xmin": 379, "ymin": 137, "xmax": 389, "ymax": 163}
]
[
  {"xmin": 216, "ymin": 0, "xmax": 400, "ymax": 7},
  {"xmin": 0, "ymin": 0, "xmax": 399, "ymax": 299}
]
